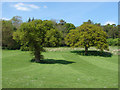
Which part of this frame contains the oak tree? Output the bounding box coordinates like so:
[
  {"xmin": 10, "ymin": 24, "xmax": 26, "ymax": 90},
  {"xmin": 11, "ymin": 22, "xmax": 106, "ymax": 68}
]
[
  {"xmin": 65, "ymin": 23, "xmax": 109, "ymax": 55},
  {"xmin": 13, "ymin": 20, "xmax": 54, "ymax": 62}
]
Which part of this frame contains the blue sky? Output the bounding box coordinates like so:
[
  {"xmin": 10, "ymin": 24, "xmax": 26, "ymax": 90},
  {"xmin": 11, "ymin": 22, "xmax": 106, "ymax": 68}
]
[{"xmin": 2, "ymin": 2, "xmax": 118, "ymax": 26}]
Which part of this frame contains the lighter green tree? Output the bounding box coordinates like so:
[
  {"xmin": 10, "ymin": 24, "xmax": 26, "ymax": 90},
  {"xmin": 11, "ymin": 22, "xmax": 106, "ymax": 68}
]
[
  {"xmin": 65, "ymin": 29, "xmax": 79, "ymax": 47},
  {"xmin": 65, "ymin": 23, "xmax": 109, "ymax": 55}
]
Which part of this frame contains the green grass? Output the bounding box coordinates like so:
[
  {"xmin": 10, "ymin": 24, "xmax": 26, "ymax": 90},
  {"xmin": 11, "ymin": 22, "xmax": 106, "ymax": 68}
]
[{"xmin": 2, "ymin": 47, "xmax": 118, "ymax": 88}]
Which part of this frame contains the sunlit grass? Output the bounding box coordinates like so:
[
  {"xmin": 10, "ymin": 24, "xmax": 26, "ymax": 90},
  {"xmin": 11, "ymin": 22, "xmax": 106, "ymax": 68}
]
[{"xmin": 2, "ymin": 46, "xmax": 118, "ymax": 88}]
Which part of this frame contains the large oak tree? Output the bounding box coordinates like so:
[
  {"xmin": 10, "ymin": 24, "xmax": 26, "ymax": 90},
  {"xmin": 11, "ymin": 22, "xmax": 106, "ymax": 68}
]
[
  {"xmin": 13, "ymin": 20, "xmax": 55, "ymax": 62},
  {"xmin": 65, "ymin": 23, "xmax": 109, "ymax": 55}
]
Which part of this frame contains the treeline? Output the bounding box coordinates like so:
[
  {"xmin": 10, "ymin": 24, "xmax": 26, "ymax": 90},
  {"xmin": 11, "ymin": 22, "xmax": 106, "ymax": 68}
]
[{"xmin": 1, "ymin": 16, "xmax": 119, "ymax": 50}]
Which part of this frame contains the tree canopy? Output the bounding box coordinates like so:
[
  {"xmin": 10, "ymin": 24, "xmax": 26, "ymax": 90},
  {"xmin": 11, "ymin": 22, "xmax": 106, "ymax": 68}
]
[
  {"xmin": 13, "ymin": 20, "xmax": 55, "ymax": 62},
  {"xmin": 65, "ymin": 23, "xmax": 109, "ymax": 54},
  {"xmin": 2, "ymin": 16, "xmax": 118, "ymax": 62}
]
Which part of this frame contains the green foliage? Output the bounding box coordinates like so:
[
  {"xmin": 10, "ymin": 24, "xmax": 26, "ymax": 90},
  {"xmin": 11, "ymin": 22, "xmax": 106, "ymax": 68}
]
[
  {"xmin": 107, "ymin": 38, "xmax": 119, "ymax": 46},
  {"xmin": 65, "ymin": 23, "xmax": 109, "ymax": 53},
  {"xmin": 59, "ymin": 19, "xmax": 66, "ymax": 25},
  {"xmin": 65, "ymin": 30, "xmax": 79, "ymax": 47},
  {"xmin": 2, "ymin": 20, "xmax": 20, "ymax": 50},
  {"xmin": 45, "ymin": 28, "xmax": 62, "ymax": 47},
  {"xmin": 20, "ymin": 46, "xmax": 29, "ymax": 51},
  {"xmin": 84, "ymin": 19, "xmax": 94, "ymax": 24},
  {"xmin": 56, "ymin": 21, "xmax": 76, "ymax": 46},
  {"xmin": 64, "ymin": 23, "xmax": 76, "ymax": 33},
  {"xmin": 103, "ymin": 24, "xmax": 118, "ymax": 39},
  {"xmin": 13, "ymin": 20, "xmax": 55, "ymax": 62}
]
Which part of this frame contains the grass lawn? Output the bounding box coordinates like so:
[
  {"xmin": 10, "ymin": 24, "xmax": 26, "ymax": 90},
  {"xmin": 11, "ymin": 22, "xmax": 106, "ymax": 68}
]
[{"xmin": 2, "ymin": 47, "xmax": 118, "ymax": 88}]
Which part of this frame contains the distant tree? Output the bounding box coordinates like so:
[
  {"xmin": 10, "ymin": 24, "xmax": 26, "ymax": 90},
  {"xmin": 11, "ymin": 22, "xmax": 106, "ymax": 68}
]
[
  {"xmin": 2, "ymin": 20, "xmax": 20, "ymax": 49},
  {"xmin": 55, "ymin": 24, "xmax": 66, "ymax": 46},
  {"xmin": 32, "ymin": 17, "xmax": 34, "ymax": 21},
  {"xmin": 103, "ymin": 24, "xmax": 118, "ymax": 39},
  {"xmin": 11, "ymin": 16, "xmax": 22, "ymax": 29},
  {"xmin": 65, "ymin": 23, "xmax": 109, "ymax": 55},
  {"xmin": 60, "ymin": 19, "xmax": 66, "ymax": 25},
  {"xmin": 87, "ymin": 19, "xmax": 93, "ymax": 24},
  {"xmin": 56, "ymin": 21, "xmax": 76, "ymax": 46},
  {"xmin": 64, "ymin": 23, "xmax": 76, "ymax": 33},
  {"xmin": 13, "ymin": 20, "xmax": 54, "ymax": 62},
  {"xmin": 95, "ymin": 23, "xmax": 101, "ymax": 26},
  {"xmin": 83, "ymin": 19, "xmax": 94, "ymax": 24},
  {"xmin": 115, "ymin": 25, "xmax": 119, "ymax": 38},
  {"xmin": 28, "ymin": 17, "xmax": 31, "ymax": 22}
]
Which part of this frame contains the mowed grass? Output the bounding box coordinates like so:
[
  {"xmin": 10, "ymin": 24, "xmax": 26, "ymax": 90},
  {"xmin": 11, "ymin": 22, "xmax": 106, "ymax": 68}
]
[{"xmin": 2, "ymin": 47, "xmax": 118, "ymax": 88}]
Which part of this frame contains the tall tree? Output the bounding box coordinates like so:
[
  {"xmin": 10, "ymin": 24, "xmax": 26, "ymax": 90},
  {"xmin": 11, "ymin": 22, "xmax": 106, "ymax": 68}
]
[{"xmin": 13, "ymin": 20, "xmax": 54, "ymax": 62}]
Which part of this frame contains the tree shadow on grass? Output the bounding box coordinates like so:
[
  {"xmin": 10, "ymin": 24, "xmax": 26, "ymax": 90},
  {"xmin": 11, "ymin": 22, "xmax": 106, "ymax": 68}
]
[
  {"xmin": 71, "ymin": 50, "xmax": 113, "ymax": 57},
  {"xmin": 30, "ymin": 59, "xmax": 75, "ymax": 64}
]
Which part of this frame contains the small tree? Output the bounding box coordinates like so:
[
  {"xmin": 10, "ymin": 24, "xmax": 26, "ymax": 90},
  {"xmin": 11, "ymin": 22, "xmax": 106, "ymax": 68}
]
[
  {"xmin": 13, "ymin": 20, "xmax": 54, "ymax": 62},
  {"xmin": 28, "ymin": 18, "xmax": 31, "ymax": 22},
  {"xmin": 65, "ymin": 23, "xmax": 109, "ymax": 55},
  {"xmin": 32, "ymin": 17, "xmax": 35, "ymax": 21}
]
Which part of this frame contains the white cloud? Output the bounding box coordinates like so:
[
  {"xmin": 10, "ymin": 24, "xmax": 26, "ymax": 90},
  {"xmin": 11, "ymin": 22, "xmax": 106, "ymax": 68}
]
[
  {"xmin": 104, "ymin": 21, "xmax": 116, "ymax": 25},
  {"xmin": 29, "ymin": 4, "xmax": 40, "ymax": 9},
  {"xmin": 1, "ymin": 17, "xmax": 10, "ymax": 20},
  {"xmin": 43, "ymin": 5, "xmax": 47, "ymax": 8},
  {"xmin": 13, "ymin": 3, "xmax": 40, "ymax": 11}
]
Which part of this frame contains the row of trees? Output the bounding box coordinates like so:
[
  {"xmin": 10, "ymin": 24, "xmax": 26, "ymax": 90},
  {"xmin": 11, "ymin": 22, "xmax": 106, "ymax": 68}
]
[
  {"xmin": 1, "ymin": 16, "xmax": 119, "ymax": 62},
  {"xmin": 2, "ymin": 16, "xmax": 76, "ymax": 49},
  {"xmin": 2, "ymin": 16, "xmax": 119, "ymax": 49}
]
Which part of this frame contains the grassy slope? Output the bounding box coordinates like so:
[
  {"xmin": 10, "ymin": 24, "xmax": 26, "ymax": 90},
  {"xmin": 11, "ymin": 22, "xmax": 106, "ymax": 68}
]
[{"xmin": 2, "ymin": 47, "xmax": 118, "ymax": 88}]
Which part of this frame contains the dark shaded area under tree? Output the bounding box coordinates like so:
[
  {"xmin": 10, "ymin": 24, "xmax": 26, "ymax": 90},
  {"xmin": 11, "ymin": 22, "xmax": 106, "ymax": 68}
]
[
  {"xmin": 71, "ymin": 50, "xmax": 113, "ymax": 57},
  {"xmin": 30, "ymin": 59, "xmax": 75, "ymax": 64}
]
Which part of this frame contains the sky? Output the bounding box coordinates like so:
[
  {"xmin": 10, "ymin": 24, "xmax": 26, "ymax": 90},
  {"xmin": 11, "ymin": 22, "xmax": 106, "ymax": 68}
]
[{"xmin": 2, "ymin": 2, "xmax": 118, "ymax": 26}]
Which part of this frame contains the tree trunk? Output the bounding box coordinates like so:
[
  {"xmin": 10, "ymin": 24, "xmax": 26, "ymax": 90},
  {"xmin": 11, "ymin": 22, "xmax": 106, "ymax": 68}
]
[
  {"xmin": 35, "ymin": 50, "xmax": 40, "ymax": 62},
  {"xmin": 34, "ymin": 47, "xmax": 41, "ymax": 63},
  {"xmin": 85, "ymin": 46, "xmax": 88, "ymax": 55}
]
